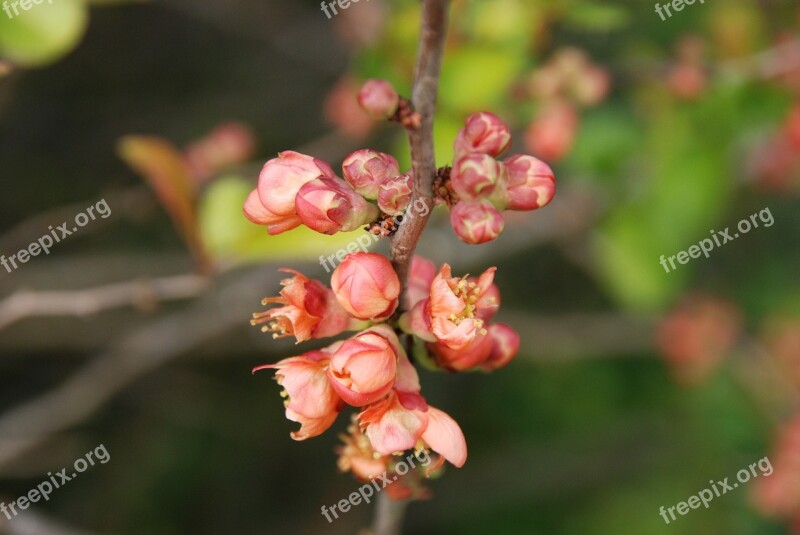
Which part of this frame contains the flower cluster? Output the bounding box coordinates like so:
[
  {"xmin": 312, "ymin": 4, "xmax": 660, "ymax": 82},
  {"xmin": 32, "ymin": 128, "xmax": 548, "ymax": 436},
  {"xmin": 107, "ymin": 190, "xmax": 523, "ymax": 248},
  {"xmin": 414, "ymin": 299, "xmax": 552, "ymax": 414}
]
[
  {"xmin": 524, "ymin": 48, "xmax": 610, "ymax": 162},
  {"xmin": 442, "ymin": 111, "xmax": 557, "ymax": 244},
  {"xmin": 243, "ymin": 150, "xmax": 412, "ymax": 236},
  {"xmin": 251, "ymin": 252, "xmax": 520, "ymax": 484}
]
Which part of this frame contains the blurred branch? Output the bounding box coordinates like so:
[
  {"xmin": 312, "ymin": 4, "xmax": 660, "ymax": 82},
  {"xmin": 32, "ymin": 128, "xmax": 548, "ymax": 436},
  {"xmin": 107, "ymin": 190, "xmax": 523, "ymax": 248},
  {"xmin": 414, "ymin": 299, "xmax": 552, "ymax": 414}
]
[
  {"xmin": 0, "ymin": 274, "xmax": 209, "ymax": 331},
  {"xmin": 0, "ymin": 508, "xmax": 99, "ymax": 535},
  {"xmin": 0, "ymin": 265, "xmax": 278, "ymax": 472}
]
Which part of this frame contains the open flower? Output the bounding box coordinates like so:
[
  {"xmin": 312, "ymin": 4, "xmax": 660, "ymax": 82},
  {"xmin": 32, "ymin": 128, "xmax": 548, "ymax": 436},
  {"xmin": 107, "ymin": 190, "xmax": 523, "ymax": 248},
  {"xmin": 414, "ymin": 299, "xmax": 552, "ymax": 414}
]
[
  {"xmin": 331, "ymin": 252, "xmax": 401, "ymax": 320},
  {"xmin": 295, "ymin": 176, "xmax": 379, "ymax": 234},
  {"xmin": 359, "ymin": 390, "xmax": 467, "ymax": 468},
  {"xmin": 250, "ymin": 269, "xmax": 352, "ymax": 343},
  {"xmin": 404, "ymin": 264, "xmax": 497, "ymax": 350},
  {"xmin": 253, "ymin": 349, "xmax": 342, "ymax": 441},
  {"xmin": 328, "ymin": 325, "xmax": 400, "ymax": 406}
]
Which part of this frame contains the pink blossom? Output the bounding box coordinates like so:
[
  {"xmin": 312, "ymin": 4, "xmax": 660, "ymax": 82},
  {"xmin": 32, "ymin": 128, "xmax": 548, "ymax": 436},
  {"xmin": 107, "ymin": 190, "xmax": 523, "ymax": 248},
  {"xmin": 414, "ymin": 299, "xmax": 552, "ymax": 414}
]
[
  {"xmin": 328, "ymin": 325, "xmax": 400, "ymax": 406},
  {"xmin": 342, "ymin": 149, "xmax": 400, "ymax": 199},
  {"xmin": 358, "ymin": 79, "xmax": 400, "ymax": 119},
  {"xmin": 450, "ymin": 200, "xmax": 505, "ymax": 244},
  {"xmin": 331, "ymin": 252, "xmax": 401, "ymax": 320},
  {"xmin": 503, "ymin": 154, "xmax": 556, "ymax": 211},
  {"xmin": 454, "ymin": 112, "xmax": 512, "ymax": 158},
  {"xmin": 295, "ymin": 176, "xmax": 379, "ymax": 234}
]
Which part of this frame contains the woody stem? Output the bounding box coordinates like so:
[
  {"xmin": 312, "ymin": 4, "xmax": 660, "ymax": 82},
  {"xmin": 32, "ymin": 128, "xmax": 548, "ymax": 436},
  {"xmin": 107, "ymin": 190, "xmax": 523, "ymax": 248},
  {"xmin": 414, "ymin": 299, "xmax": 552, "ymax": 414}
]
[{"xmin": 377, "ymin": 1, "xmax": 450, "ymax": 534}]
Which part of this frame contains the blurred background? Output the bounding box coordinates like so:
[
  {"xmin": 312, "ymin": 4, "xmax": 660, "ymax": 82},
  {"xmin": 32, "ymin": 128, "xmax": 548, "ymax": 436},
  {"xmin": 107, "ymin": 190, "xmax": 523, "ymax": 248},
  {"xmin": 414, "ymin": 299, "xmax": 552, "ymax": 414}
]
[{"xmin": 1, "ymin": 0, "xmax": 800, "ymax": 533}]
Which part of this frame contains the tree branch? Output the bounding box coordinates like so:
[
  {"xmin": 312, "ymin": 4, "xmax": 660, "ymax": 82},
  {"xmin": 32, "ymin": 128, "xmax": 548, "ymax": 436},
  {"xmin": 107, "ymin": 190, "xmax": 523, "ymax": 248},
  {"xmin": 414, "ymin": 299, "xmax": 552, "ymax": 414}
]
[
  {"xmin": 389, "ymin": 0, "xmax": 450, "ymax": 293},
  {"xmin": 377, "ymin": 1, "xmax": 450, "ymax": 534},
  {"xmin": 0, "ymin": 274, "xmax": 209, "ymax": 331}
]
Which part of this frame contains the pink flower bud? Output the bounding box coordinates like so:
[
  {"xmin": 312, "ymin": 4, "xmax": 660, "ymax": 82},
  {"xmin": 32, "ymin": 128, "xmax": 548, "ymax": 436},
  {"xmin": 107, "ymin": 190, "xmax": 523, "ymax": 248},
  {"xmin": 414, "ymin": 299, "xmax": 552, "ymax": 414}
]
[
  {"xmin": 377, "ymin": 172, "xmax": 412, "ymax": 216},
  {"xmin": 503, "ymin": 154, "xmax": 556, "ymax": 211},
  {"xmin": 357, "ymin": 79, "xmax": 400, "ymax": 119},
  {"xmin": 331, "ymin": 252, "xmax": 401, "ymax": 320},
  {"xmin": 454, "ymin": 112, "xmax": 512, "ymax": 158},
  {"xmin": 243, "ymin": 188, "xmax": 302, "ymax": 235},
  {"xmin": 450, "ymin": 153, "xmax": 503, "ymax": 201},
  {"xmin": 257, "ymin": 151, "xmax": 335, "ymax": 217},
  {"xmin": 342, "ymin": 149, "xmax": 400, "ymax": 199},
  {"xmin": 295, "ymin": 176, "xmax": 379, "ymax": 235},
  {"xmin": 328, "ymin": 325, "xmax": 400, "ymax": 406},
  {"xmin": 450, "ymin": 200, "xmax": 505, "ymax": 245},
  {"xmin": 253, "ymin": 350, "xmax": 343, "ymax": 441},
  {"xmin": 184, "ymin": 122, "xmax": 255, "ymax": 182},
  {"xmin": 481, "ymin": 323, "xmax": 520, "ymax": 371}
]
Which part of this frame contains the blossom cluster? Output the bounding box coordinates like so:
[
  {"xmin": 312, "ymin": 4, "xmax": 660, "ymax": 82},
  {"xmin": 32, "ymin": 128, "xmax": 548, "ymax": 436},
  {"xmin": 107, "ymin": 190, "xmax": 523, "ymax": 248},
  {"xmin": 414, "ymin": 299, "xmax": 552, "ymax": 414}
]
[
  {"xmin": 442, "ymin": 111, "xmax": 556, "ymax": 244},
  {"xmin": 243, "ymin": 149, "xmax": 411, "ymax": 236},
  {"xmin": 250, "ymin": 252, "xmax": 520, "ymax": 487}
]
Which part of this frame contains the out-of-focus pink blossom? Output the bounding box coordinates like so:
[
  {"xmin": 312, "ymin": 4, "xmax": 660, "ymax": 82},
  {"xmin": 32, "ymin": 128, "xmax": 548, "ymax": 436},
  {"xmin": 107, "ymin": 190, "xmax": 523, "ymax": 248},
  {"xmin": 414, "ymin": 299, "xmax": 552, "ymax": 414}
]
[
  {"xmin": 184, "ymin": 122, "xmax": 256, "ymax": 182},
  {"xmin": 524, "ymin": 100, "xmax": 578, "ymax": 162}
]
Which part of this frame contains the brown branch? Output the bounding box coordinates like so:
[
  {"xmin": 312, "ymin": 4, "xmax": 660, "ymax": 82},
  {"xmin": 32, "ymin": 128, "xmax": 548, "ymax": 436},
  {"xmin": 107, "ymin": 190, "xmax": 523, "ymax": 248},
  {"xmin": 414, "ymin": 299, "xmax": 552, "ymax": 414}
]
[
  {"xmin": 376, "ymin": 1, "xmax": 450, "ymax": 534},
  {"xmin": 389, "ymin": 0, "xmax": 450, "ymax": 294},
  {"xmin": 0, "ymin": 274, "xmax": 209, "ymax": 331}
]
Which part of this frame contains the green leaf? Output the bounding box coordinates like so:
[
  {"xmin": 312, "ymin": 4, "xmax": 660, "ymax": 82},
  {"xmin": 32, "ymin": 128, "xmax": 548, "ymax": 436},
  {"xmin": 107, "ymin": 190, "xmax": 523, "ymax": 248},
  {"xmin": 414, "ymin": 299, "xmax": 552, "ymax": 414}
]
[
  {"xmin": 0, "ymin": 0, "xmax": 88, "ymax": 67},
  {"xmin": 198, "ymin": 176, "xmax": 379, "ymax": 265}
]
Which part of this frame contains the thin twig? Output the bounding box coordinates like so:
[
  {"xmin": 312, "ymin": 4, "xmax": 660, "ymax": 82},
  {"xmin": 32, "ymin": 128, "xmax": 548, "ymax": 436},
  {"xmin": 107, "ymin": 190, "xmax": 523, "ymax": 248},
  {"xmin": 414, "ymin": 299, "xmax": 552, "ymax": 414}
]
[{"xmin": 0, "ymin": 274, "xmax": 209, "ymax": 331}]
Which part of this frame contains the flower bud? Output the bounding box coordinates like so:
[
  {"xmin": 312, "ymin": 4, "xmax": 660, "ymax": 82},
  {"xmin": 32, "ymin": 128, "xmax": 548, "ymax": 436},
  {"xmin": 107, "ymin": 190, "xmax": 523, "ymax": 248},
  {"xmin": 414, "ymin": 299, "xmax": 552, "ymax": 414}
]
[
  {"xmin": 450, "ymin": 200, "xmax": 505, "ymax": 245},
  {"xmin": 331, "ymin": 252, "xmax": 401, "ymax": 320},
  {"xmin": 257, "ymin": 151, "xmax": 335, "ymax": 217},
  {"xmin": 328, "ymin": 325, "xmax": 400, "ymax": 406},
  {"xmin": 450, "ymin": 153, "xmax": 502, "ymax": 201},
  {"xmin": 481, "ymin": 323, "xmax": 520, "ymax": 371},
  {"xmin": 357, "ymin": 79, "xmax": 400, "ymax": 119},
  {"xmin": 377, "ymin": 172, "xmax": 412, "ymax": 215},
  {"xmin": 295, "ymin": 176, "xmax": 379, "ymax": 235},
  {"xmin": 454, "ymin": 112, "xmax": 512, "ymax": 158},
  {"xmin": 243, "ymin": 188, "xmax": 302, "ymax": 235},
  {"xmin": 342, "ymin": 149, "xmax": 400, "ymax": 199},
  {"xmin": 503, "ymin": 154, "xmax": 556, "ymax": 211}
]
